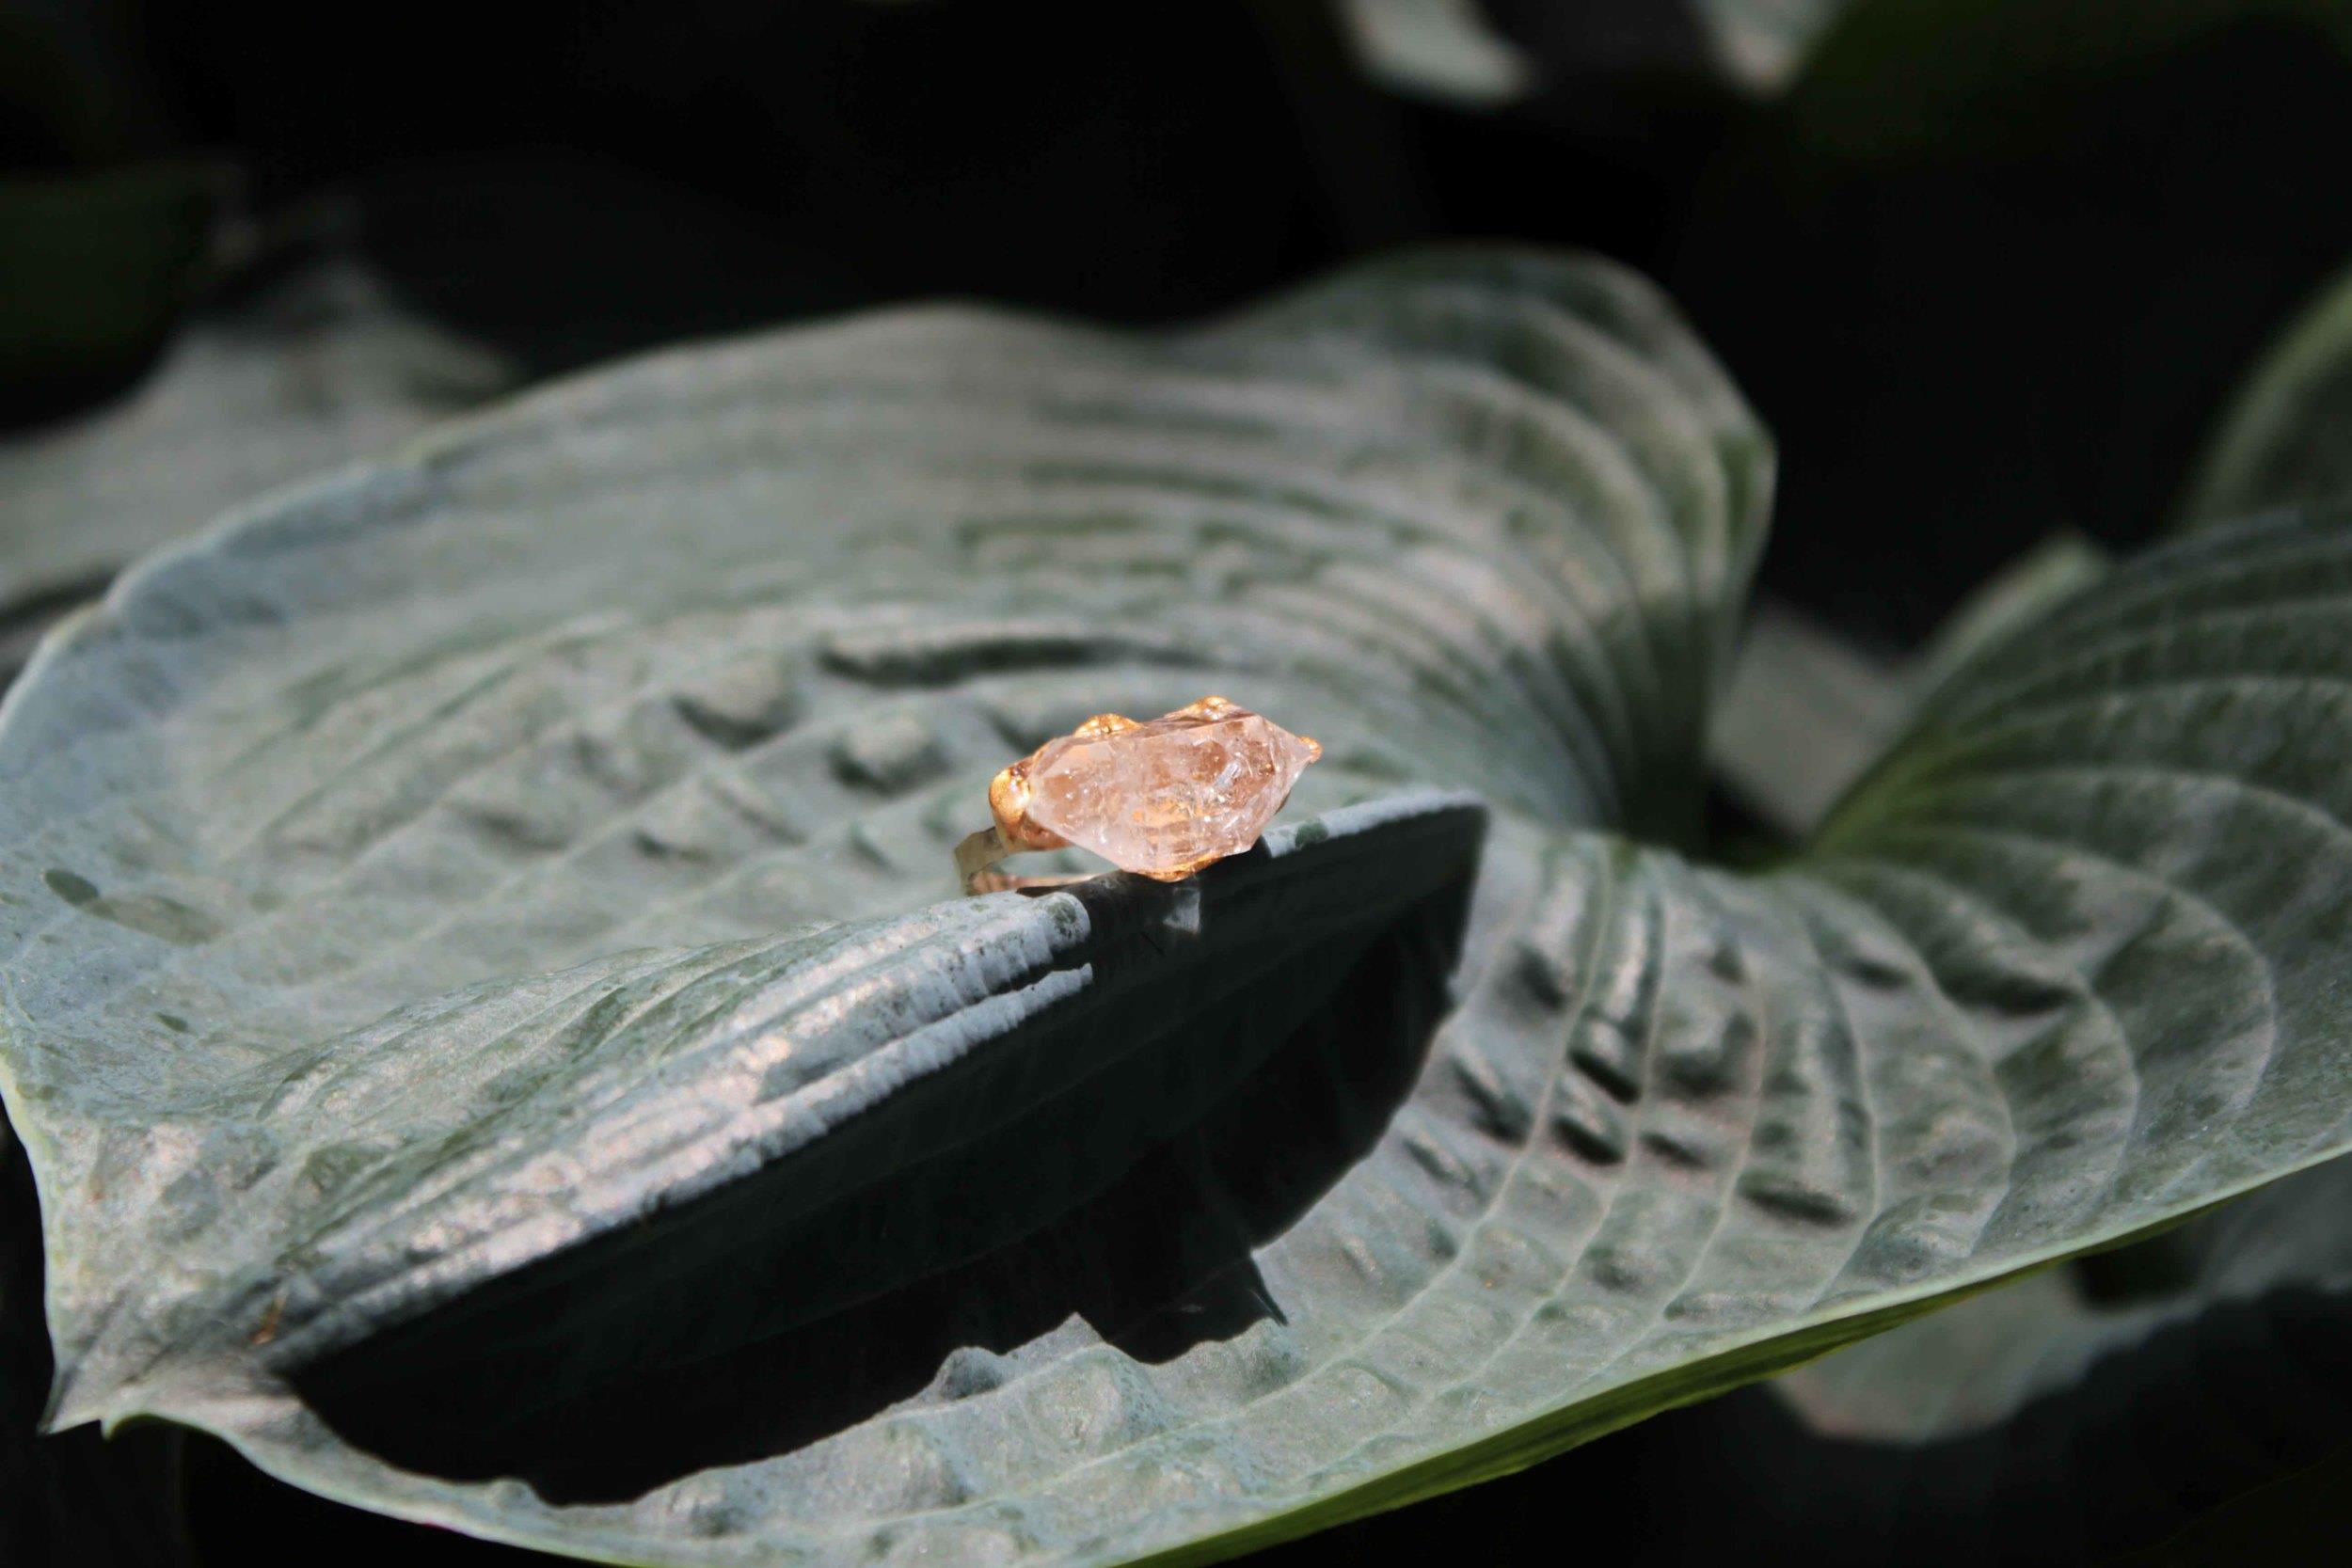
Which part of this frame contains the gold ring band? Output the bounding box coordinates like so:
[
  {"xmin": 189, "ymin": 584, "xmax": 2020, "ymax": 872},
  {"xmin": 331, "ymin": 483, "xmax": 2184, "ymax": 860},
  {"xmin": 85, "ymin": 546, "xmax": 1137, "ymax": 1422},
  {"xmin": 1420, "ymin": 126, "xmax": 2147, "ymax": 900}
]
[{"xmin": 953, "ymin": 825, "xmax": 1103, "ymax": 895}]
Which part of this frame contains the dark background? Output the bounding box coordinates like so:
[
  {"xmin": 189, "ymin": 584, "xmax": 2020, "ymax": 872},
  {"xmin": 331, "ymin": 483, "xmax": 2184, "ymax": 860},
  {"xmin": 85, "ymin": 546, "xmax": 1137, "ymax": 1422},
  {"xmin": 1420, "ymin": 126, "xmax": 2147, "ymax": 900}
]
[{"xmin": 6, "ymin": 2, "xmax": 2351, "ymax": 1562}]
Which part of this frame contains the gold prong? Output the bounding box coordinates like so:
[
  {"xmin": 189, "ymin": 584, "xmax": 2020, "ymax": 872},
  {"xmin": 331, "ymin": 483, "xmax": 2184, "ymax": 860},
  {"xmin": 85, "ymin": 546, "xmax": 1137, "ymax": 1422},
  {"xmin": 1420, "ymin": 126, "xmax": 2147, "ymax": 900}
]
[
  {"xmin": 1071, "ymin": 712, "xmax": 1140, "ymax": 740},
  {"xmin": 988, "ymin": 764, "xmax": 1066, "ymax": 850}
]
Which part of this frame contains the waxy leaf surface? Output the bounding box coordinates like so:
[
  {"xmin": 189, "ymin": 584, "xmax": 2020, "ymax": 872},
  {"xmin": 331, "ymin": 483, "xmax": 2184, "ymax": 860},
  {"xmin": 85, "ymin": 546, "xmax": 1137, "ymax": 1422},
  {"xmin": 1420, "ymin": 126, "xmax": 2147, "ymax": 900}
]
[{"xmin": 3, "ymin": 249, "xmax": 2351, "ymax": 1566}]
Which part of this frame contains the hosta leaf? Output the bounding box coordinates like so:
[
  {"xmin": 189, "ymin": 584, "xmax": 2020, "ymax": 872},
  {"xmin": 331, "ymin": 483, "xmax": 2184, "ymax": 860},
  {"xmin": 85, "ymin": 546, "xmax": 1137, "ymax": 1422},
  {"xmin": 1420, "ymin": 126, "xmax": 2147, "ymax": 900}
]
[
  {"xmin": 1691, "ymin": 0, "xmax": 1852, "ymax": 92},
  {"xmin": 4, "ymin": 248, "xmax": 2352, "ymax": 1568},
  {"xmin": 1493, "ymin": 1244, "xmax": 2352, "ymax": 1568},
  {"xmin": 1910, "ymin": 532, "xmax": 2110, "ymax": 700},
  {"xmin": 1339, "ymin": 0, "xmax": 1535, "ymax": 106},
  {"xmin": 1339, "ymin": 1, "xmax": 1855, "ymax": 104},
  {"xmin": 1758, "ymin": 245, "xmax": 2352, "ymax": 1501},
  {"xmin": 1776, "ymin": 1155, "xmax": 2352, "ymax": 1444},
  {"xmin": 2184, "ymin": 257, "xmax": 2352, "ymax": 528},
  {"xmin": 1671, "ymin": 0, "xmax": 2352, "ymax": 645},
  {"xmin": 1708, "ymin": 538, "xmax": 2113, "ymax": 844},
  {"xmin": 0, "ymin": 255, "xmax": 516, "ymax": 666},
  {"xmin": 1708, "ymin": 597, "xmax": 1904, "ymax": 835}
]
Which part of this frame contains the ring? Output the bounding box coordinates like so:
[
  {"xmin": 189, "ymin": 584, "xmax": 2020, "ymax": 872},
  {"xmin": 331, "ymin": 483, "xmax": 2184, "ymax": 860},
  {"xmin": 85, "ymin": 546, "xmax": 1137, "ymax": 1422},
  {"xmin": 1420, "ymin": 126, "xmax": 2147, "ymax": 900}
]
[{"xmin": 955, "ymin": 696, "xmax": 1322, "ymax": 894}]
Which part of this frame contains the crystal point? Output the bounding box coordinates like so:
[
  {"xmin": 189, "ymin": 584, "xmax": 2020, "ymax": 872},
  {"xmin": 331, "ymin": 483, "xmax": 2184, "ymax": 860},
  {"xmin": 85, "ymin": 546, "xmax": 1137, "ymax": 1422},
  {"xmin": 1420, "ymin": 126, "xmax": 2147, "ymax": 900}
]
[{"xmin": 1022, "ymin": 704, "xmax": 1319, "ymax": 879}]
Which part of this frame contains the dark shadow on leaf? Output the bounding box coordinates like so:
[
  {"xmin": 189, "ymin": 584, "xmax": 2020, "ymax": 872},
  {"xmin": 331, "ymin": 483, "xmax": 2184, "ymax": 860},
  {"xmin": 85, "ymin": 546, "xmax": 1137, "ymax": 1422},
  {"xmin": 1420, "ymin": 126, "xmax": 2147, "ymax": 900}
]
[{"xmin": 293, "ymin": 800, "xmax": 1483, "ymax": 1504}]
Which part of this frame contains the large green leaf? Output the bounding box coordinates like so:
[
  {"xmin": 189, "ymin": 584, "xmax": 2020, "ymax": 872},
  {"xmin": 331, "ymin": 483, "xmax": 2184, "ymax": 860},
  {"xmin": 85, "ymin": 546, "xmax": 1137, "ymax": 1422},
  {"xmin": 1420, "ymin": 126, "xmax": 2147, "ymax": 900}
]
[
  {"xmin": 1754, "ymin": 240, "xmax": 2352, "ymax": 1527},
  {"xmin": 5, "ymin": 248, "xmax": 2352, "ymax": 1567},
  {"xmin": 1769, "ymin": 236, "xmax": 2352, "ymax": 1460}
]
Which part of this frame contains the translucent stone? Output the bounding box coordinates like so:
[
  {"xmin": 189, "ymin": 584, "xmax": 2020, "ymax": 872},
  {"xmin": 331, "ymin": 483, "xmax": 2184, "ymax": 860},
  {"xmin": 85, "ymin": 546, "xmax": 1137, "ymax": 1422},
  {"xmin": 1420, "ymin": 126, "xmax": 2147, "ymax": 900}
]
[{"xmin": 1023, "ymin": 705, "xmax": 1320, "ymax": 878}]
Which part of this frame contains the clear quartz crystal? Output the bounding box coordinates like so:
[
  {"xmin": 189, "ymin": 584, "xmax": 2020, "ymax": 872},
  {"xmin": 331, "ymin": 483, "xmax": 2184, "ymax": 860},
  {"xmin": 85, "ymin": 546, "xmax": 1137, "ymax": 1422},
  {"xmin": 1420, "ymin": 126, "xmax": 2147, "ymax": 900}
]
[{"xmin": 1023, "ymin": 705, "xmax": 1320, "ymax": 878}]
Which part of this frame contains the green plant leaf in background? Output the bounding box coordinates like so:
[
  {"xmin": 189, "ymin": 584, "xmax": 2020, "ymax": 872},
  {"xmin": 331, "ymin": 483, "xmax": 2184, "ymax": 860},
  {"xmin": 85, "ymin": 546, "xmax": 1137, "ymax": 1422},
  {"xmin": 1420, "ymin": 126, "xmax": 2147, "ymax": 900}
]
[
  {"xmin": 1734, "ymin": 226, "xmax": 2352, "ymax": 1537},
  {"xmin": 0, "ymin": 162, "xmax": 221, "ymax": 421},
  {"xmin": 5, "ymin": 247, "xmax": 2352, "ymax": 1568},
  {"xmin": 0, "ymin": 255, "xmax": 517, "ymax": 679},
  {"xmin": 2183, "ymin": 258, "xmax": 2352, "ymax": 530},
  {"xmin": 1706, "ymin": 534, "xmax": 2111, "ymax": 843},
  {"xmin": 1775, "ymin": 1154, "xmax": 2352, "ymax": 1443},
  {"xmin": 1689, "ymin": 0, "xmax": 1853, "ymax": 91},
  {"xmin": 1776, "ymin": 0, "xmax": 2352, "ymax": 166},
  {"xmin": 1339, "ymin": 0, "xmax": 1858, "ymax": 104},
  {"xmin": 1670, "ymin": 0, "xmax": 2352, "ymax": 646}
]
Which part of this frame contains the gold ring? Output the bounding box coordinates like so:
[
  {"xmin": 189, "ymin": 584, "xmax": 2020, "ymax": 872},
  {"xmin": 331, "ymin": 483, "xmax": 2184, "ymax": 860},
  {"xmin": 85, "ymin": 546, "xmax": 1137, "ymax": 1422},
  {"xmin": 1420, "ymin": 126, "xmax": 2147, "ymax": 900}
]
[{"xmin": 956, "ymin": 696, "xmax": 1322, "ymax": 894}]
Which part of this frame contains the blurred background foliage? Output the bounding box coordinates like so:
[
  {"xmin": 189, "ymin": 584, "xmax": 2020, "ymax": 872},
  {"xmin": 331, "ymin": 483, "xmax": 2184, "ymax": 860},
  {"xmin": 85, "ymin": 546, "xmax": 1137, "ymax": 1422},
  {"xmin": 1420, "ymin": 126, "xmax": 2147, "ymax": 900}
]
[
  {"xmin": 13, "ymin": 1, "xmax": 2352, "ymax": 634},
  {"xmin": 5, "ymin": 1, "xmax": 2351, "ymax": 1562}
]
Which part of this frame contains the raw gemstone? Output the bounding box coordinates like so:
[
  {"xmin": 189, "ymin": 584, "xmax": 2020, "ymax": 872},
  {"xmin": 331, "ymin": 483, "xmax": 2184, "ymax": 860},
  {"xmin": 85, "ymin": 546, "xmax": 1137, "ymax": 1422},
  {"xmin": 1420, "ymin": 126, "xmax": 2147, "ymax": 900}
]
[{"xmin": 1023, "ymin": 702, "xmax": 1320, "ymax": 879}]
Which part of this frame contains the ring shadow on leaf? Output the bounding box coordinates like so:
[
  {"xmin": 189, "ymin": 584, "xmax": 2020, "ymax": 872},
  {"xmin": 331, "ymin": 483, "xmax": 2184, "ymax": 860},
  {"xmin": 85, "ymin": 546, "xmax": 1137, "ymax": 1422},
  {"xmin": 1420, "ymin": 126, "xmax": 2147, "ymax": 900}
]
[{"xmin": 290, "ymin": 797, "xmax": 1486, "ymax": 1505}]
